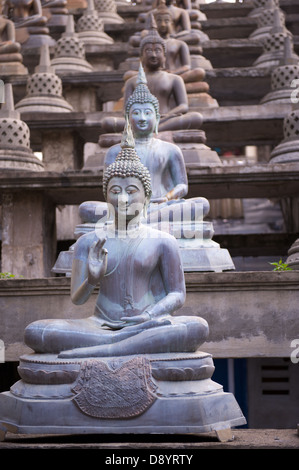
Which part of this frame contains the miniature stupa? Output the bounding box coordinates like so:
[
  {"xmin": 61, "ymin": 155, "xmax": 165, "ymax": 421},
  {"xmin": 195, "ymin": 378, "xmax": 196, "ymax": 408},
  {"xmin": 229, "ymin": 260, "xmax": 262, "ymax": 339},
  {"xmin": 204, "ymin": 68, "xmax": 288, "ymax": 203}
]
[
  {"xmin": 261, "ymin": 36, "xmax": 299, "ymax": 105},
  {"xmin": 15, "ymin": 44, "xmax": 74, "ymax": 113},
  {"xmin": 51, "ymin": 15, "xmax": 93, "ymax": 73},
  {"xmin": 247, "ymin": 0, "xmax": 280, "ymax": 18},
  {"xmin": 249, "ymin": 0, "xmax": 287, "ymax": 42},
  {"xmin": 269, "ymin": 100, "xmax": 299, "ymax": 164},
  {"xmin": 94, "ymin": 0, "xmax": 124, "ymax": 24},
  {"xmin": 253, "ymin": 9, "xmax": 298, "ymax": 69},
  {"xmin": 76, "ymin": 0, "xmax": 114, "ymax": 46},
  {"xmin": 0, "ymin": 84, "xmax": 44, "ymax": 171}
]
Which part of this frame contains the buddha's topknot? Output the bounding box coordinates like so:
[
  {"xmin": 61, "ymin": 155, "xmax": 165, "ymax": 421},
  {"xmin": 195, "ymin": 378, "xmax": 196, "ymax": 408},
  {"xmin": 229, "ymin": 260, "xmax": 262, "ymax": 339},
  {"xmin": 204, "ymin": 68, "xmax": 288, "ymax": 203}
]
[
  {"xmin": 125, "ymin": 62, "xmax": 160, "ymax": 119},
  {"xmin": 102, "ymin": 123, "xmax": 152, "ymax": 200},
  {"xmin": 140, "ymin": 13, "xmax": 167, "ymax": 55}
]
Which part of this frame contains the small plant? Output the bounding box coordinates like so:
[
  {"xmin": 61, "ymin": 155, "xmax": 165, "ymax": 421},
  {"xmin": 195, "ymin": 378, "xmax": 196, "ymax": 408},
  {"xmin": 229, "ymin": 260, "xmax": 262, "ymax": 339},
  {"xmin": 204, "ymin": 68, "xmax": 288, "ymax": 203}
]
[
  {"xmin": 269, "ymin": 259, "xmax": 292, "ymax": 271},
  {"xmin": 0, "ymin": 272, "xmax": 16, "ymax": 278}
]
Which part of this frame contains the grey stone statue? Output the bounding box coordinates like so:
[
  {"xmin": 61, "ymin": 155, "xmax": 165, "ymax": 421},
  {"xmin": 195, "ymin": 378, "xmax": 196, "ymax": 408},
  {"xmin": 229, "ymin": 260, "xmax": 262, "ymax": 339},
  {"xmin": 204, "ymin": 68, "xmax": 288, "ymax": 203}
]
[
  {"xmin": 0, "ymin": 130, "xmax": 245, "ymax": 442},
  {"xmin": 25, "ymin": 126, "xmax": 209, "ymax": 358},
  {"xmin": 54, "ymin": 65, "xmax": 232, "ymax": 276},
  {"xmin": 102, "ymin": 25, "xmax": 203, "ymax": 134}
]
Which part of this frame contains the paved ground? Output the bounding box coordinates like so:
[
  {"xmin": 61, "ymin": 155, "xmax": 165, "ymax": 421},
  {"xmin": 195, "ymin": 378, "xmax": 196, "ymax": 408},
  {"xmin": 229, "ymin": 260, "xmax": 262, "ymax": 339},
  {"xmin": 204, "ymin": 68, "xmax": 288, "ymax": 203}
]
[{"xmin": 0, "ymin": 429, "xmax": 298, "ymax": 450}]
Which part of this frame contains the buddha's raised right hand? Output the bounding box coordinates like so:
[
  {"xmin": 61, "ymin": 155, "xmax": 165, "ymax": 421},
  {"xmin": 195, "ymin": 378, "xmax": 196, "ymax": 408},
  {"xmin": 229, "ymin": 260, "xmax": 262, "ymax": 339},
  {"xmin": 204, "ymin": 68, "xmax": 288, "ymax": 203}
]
[{"xmin": 87, "ymin": 237, "xmax": 108, "ymax": 286}]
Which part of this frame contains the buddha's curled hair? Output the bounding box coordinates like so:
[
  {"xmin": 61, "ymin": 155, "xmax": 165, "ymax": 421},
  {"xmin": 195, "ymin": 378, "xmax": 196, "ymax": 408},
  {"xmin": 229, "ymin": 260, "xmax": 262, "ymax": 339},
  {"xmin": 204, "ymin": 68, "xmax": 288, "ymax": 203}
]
[
  {"xmin": 125, "ymin": 63, "xmax": 160, "ymax": 121},
  {"xmin": 102, "ymin": 124, "xmax": 152, "ymax": 200}
]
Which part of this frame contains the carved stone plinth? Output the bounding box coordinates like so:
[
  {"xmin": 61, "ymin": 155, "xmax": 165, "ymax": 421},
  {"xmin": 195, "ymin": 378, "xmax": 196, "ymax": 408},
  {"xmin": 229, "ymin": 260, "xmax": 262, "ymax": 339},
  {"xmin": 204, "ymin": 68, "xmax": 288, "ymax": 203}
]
[
  {"xmin": 0, "ymin": 352, "xmax": 246, "ymax": 441},
  {"xmin": 173, "ymin": 129, "xmax": 222, "ymax": 167}
]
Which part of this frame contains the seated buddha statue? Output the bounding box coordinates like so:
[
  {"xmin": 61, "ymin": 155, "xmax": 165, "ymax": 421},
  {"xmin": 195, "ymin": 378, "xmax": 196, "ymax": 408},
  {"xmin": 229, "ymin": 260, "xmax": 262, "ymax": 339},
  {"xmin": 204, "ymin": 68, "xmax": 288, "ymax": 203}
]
[
  {"xmin": 137, "ymin": 0, "xmax": 208, "ymax": 46},
  {"xmin": 101, "ymin": 26, "xmax": 203, "ymax": 134},
  {"xmin": 24, "ymin": 127, "xmax": 209, "ymax": 358},
  {"xmin": 81, "ymin": 63, "xmax": 210, "ymax": 232},
  {"xmin": 0, "ymin": 14, "xmax": 21, "ymax": 54},
  {"xmin": 4, "ymin": 0, "xmax": 50, "ymax": 37},
  {"xmin": 0, "ymin": 14, "xmax": 28, "ymax": 73}
]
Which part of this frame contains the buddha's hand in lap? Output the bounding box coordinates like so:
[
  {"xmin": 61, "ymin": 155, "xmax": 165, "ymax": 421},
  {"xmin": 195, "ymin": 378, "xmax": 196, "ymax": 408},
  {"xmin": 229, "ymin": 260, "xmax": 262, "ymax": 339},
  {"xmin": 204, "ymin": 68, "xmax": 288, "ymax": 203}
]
[
  {"xmin": 88, "ymin": 237, "xmax": 107, "ymax": 286},
  {"xmin": 103, "ymin": 314, "xmax": 172, "ymax": 330}
]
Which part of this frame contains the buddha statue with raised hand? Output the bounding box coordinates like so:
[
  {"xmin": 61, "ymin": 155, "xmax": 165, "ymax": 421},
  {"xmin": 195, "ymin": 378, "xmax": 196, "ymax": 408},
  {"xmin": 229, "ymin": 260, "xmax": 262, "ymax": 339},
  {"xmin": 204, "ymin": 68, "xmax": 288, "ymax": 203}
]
[{"xmin": 24, "ymin": 125, "xmax": 209, "ymax": 358}]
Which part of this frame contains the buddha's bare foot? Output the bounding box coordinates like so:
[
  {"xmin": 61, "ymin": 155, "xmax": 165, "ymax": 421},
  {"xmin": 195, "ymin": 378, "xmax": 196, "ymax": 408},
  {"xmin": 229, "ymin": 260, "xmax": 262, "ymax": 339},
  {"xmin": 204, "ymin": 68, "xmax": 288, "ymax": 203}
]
[{"xmin": 58, "ymin": 345, "xmax": 109, "ymax": 358}]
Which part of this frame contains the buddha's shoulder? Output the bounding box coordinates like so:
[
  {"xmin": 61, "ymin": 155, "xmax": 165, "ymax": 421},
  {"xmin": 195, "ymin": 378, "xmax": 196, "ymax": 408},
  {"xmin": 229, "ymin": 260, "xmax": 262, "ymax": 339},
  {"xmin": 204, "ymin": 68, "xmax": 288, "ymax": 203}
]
[
  {"xmin": 141, "ymin": 225, "xmax": 178, "ymax": 246},
  {"xmin": 154, "ymin": 138, "xmax": 182, "ymax": 155}
]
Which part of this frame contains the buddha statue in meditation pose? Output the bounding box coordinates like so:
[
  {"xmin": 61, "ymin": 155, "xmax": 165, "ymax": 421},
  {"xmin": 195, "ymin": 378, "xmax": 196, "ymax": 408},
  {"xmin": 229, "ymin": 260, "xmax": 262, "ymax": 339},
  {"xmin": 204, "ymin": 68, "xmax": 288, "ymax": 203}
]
[
  {"xmin": 80, "ymin": 64, "xmax": 210, "ymax": 237},
  {"xmin": 4, "ymin": 0, "xmax": 49, "ymax": 32},
  {"xmin": 102, "ymin": 25, "xmax": 203, "ymax": 134},
  {"xmin": 0, "ymin": 14, "xmax": 21, "ymax": 54},
  {"xmin": 24, "ymin": 127, "xmax": 209, "ymax": 358}
]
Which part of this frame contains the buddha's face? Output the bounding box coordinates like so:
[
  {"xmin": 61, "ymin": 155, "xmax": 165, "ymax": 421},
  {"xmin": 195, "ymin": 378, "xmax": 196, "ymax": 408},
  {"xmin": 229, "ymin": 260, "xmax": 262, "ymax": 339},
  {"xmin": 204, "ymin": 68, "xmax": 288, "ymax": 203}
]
[
  {"xmin": 155, "ymin": 14, "xmax": 172, "ymax": 36},
  {"xmin": 107, "ymin": 176, "xmax": 146, "ymax": 227},
  {"xmin": 129, "ymin": 102, "xmax": 157, "ymax": 137},
  {"xmin": 141, "ymin": 42, "xmax": 165, "ymax": 70}
]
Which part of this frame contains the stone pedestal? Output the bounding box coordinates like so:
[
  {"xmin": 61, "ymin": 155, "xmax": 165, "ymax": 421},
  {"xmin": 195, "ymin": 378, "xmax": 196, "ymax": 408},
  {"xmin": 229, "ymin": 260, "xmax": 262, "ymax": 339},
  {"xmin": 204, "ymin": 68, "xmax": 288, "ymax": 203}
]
[
  {"xmin": 0, "ymin": 352, "xmax": 246, "ymax": 441},
  {"xmin": 173, "ymin": 130, "xmax": 222, "ymax": 167}
]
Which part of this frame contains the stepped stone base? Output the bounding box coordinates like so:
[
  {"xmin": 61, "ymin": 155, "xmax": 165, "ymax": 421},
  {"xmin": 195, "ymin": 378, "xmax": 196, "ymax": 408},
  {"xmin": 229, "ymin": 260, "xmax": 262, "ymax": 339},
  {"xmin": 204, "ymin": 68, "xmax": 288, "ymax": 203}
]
[{"xmin": 0, "ymin": 352, "xmax": 246, "ymax": 441}]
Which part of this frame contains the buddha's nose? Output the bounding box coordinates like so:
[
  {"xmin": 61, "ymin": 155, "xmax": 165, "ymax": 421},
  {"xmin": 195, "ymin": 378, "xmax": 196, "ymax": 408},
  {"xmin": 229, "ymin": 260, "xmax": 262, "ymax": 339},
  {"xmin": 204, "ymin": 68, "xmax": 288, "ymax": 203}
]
[{"xmin": 119, "ymin": 193, "xmax": 128, "ymax": 204}]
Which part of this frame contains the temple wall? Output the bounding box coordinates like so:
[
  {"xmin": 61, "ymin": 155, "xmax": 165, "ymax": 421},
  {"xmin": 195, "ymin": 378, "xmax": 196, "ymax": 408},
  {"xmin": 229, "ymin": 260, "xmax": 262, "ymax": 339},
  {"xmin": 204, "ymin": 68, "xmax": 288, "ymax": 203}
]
[{"xmin": 1, "ymin": 271, "xmax": 298, "ymax": 361}]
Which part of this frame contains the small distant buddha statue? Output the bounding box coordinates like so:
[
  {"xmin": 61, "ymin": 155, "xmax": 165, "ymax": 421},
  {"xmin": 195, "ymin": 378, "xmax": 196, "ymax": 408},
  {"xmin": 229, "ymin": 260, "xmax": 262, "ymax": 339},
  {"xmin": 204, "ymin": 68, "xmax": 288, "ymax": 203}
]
[
  {"xmin": 137, "ymin": 0, "xmax": 208, "ymax": 46},
  {"xmin": 4, "ymin": 0, "xmax": 48, "ymax": 31},
  {"xmin": 0, "ymin": 13, "xmax": 28, "ymax": 73},
  {"xmin": 77, "ymin": 67, "xmax": 227, "ymax": 276},
  {"xmin": 152, "ymin": 2, "xmax": 214, "ymax": 102},
  {"xmin": 0, "ymin": 13, "xmax": 21, "ymax": 54},
  {"xmin": 102, "ymin": 26, "xmax": 203, "ymax": 134},
  {"xmin": 25, "ymin": 127, "xmax": 209, "ymax": 357},
  {"xmin": 4, "ymin": 0, "xmax": 55, "ymax": 47}
]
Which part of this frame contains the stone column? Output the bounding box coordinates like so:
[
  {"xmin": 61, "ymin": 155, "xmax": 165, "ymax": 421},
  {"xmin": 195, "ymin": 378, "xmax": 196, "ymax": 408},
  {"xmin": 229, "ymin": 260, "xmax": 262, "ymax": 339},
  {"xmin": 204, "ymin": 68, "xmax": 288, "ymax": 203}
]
[{"xmin": 1, "ymin": 192, "xmax": 56, "ymax": 278}]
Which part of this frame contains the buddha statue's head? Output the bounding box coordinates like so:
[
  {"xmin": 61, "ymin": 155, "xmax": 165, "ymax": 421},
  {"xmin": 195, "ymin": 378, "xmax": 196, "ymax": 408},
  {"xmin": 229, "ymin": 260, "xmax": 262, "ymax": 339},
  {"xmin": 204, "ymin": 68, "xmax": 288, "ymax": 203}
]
[
  {"xmin": 154, "ymin": 0, "xmax": 173, "ymax": 37},
  {"xmin": 140, "ymin": 14, "xmax": 166, "ymax": 71},
  {"xmin": 103, "ymin": 124, "xmax": 152, "ymax": 224},
  {"xmin": 125, "ymin": 63, "xmax": 160, "ymax": 135}
]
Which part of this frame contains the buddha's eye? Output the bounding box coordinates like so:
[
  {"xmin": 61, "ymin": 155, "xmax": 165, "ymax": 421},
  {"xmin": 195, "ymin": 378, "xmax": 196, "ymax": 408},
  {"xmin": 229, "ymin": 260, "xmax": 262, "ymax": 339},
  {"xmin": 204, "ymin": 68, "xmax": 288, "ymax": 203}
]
[
  {"xmin": 126, "ymin": 186, "xmax": 139, "ymax": 194},
  {"xmin": 109, "ymin": 186, "xmax": 121, "ymax": 194}
]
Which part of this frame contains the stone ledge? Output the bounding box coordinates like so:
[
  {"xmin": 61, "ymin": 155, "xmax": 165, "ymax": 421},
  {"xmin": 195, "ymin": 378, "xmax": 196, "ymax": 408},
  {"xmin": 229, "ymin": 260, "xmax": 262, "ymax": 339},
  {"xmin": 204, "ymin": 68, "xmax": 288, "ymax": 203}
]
[
  {"xmin": 1, "ymin": 163, "xmax": 299, "ymax": 203},
  {"xmin": 0, "ymin": 428, "xmax": 298, "ymax": 449},
  {"xmin": 1, "ymin": 272, "xmax": 299, "ymax": 360}
]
